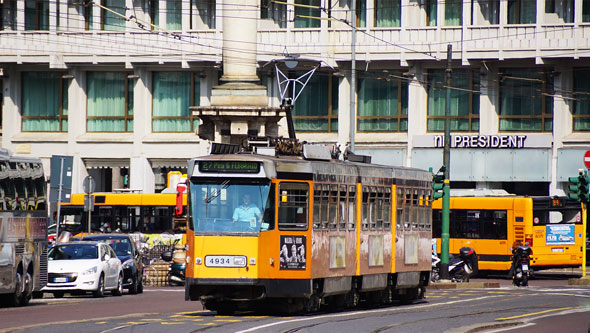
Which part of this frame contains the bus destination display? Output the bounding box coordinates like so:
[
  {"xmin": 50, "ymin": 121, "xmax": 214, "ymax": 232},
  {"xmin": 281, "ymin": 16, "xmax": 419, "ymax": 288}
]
[{"xmin": 199, "ymin": 161, "xmax": 260, "ymax": 173}]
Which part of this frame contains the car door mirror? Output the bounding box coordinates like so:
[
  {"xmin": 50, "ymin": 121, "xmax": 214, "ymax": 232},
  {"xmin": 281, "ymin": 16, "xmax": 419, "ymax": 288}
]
[{"xmin": 104, "ymin": 253, "xmax": 111, "ymax": 261}]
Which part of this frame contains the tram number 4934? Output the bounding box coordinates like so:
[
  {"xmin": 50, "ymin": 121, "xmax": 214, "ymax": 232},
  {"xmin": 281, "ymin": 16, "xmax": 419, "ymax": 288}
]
[{"xmin": 204, "ymin": 255, "xmax": 247, "ymax": 267}]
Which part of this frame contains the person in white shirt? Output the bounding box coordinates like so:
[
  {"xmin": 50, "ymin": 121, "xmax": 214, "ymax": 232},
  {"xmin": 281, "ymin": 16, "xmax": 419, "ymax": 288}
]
[{"xmin": 232, "ymin": 194, "xmax": 261, "ymax": 228}]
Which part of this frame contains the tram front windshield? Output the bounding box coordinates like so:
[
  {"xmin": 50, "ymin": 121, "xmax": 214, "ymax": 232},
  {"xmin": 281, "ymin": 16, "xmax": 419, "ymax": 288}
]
[{"xmin": 190, "ymin": 178, "xmax": 273, "ymax": 234}]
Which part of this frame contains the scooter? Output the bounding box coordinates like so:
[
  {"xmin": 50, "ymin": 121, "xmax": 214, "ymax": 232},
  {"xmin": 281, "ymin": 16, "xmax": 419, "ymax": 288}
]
[
  {"xmin": 511, "ymin": 245, "xmax": 532, "ymax": 287},
  {"xmin": 161, "ymin": 244, "xmax": 186, "ymax": 286},
  {"xmin": 431, "ymin": 247, "xmax": 478, "ymax": 283}
]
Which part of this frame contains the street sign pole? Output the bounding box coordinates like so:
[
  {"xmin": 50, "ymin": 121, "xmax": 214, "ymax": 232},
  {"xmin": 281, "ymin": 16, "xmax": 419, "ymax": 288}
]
[
  {"xmin": 582, "ymin": 201, "xmax": 587, "ymax": 278},
  {"xmin": 440, "ymin": 44, "xmax": 452, "ymax": 280},
  {"xmin": 55, "ymin": 157, "xmax": 65, "ymax": 240}
]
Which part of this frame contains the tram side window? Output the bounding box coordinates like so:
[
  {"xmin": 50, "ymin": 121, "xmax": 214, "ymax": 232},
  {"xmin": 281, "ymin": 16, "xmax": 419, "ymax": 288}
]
[
  {"xmin": 348, "ymin": 185, "xmax": 356, "ymax": 230},
  {"xmin": 313, "ymin": 184, "xmax": 321, "ymax": 229},
  {"xmin": 329, "ymin": 184, "xmax": 338, "ymax": 230},
  {"xmin": 278, "ymin": 182, "xmax": 309, "ymax": 231},
  {"xmin": 321, "ymin": 184, "xmax": 329, "ymax": 229},
  {"xmin": 422, "ymin": 189, "xmax": 432, "ymax": 230},
  {"xmin": 362, "ymin": 186, "xmax": 369, "ymax": 230},
  {"xmin": 383, "ymin": 187, "xmax": 391, "ymax": 229},
  {"xmin": 396, "ymin": 187, "xmax": 404, "ymax": 229},
  {"xmin": 404, "ymin": 188, "xmax": 412, "ymax": 230},
  {"xmin": 0, "ymin": 178, "xmax": 16, "ymax": 210},
  {"xmin": 338, "ymin": 184, "xmax": 347, "ymax": 230},
  {"xmin": 369, "ymin": 186, "xmax": 378, "ymax": 230},
  {"xmin": 14, "ymin": 177, "xmax": 27, "ymax": 210},
  {"xmin": 412, "ymin": 188, "xmax": 419, "ymax": 230},
  {"xmin": 34, "ymin": 177, "xmax": 46, "ymax": 210}
]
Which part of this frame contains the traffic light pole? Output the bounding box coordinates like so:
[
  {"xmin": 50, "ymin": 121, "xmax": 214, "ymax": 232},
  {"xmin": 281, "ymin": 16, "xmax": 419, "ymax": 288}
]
[
  {"xmin": 582, "ymin": 202, "xmax": 587, "ymax": 278},
  {"xmin": 440, "ymin": 44, "xmax": 452, "ymax": 280}
]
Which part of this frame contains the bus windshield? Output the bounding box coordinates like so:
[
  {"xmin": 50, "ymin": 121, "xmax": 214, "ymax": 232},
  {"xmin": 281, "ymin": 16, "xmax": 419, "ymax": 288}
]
[{"xmin": 190, "ymin": 179, "xmax": 274, "ymax": 234}]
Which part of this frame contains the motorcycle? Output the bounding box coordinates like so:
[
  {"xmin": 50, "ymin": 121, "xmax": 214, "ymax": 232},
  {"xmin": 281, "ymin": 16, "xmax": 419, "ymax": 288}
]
[
  {"xmin": 431, "ymin": 246, "xmax": 478, "ymax": 283},
  {"xmin": 511, "ymin": 245, "xmax": 532, "ymax": 287},
  {"xmin": 161, "ymin": 242, "xmax": 186, "ymax": 286}
]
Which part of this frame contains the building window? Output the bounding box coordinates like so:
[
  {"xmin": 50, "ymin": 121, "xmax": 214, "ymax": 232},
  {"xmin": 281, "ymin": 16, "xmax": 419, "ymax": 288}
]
[
  {"xmin": 445, "ymin": 0, "xmax": 462, "ymax": 25},
  {"xmin": 499, "ymin": 68, "xmax": 553, "ymax": 132},
  {"xmin": 427, "ymin": 69, "xmax": 480, "ymax": 132},
  {"xmin": 508, "ymin": 0, "xmax": 536, "ymax": 24},
  {"xmin": 573, "ymin": 68, "xmax": 590, "ymax": 131},
  {"xmin": 191, "ymin": 0, "xmax": 215, "ymax": 29},
  {"xmin": 87, "ymin": 72, "xmax": 134, "ymax": 132},
  {"xmin": 81, "ymin": 0, "xmax": 93, "ymax": 30},
  {"xmin": 425, "ymin": 0, "xmax": 437, "ymax": 26},
  {"xmin": 584, "ymin": 0, "xmax": 590, "ymax": 21},
  {"xmin": 375, "ymin": 0, "xmax": 400, "ymax": 27},
  {"xmin": 294, "ymin": 0, "xmax": 320, "ymax": 28},
  {"xmin": 152, "ymin": 72, "xmax": 200, "ymax": 132},
  {"xmin": 167, "ymin": 0, "xmax": 182, "ymax": 30},
  {"xmin": 358, "ymin": 73, "xmax": 408, "ymax": 132},
  {"xmin": 475, "ymin": 0, "xmax": 499, "ymax": 24},
  {"xmin": 22, "ymin": 72, "xmax": 69, "ymax": 132},
  {"xmin": 102, "ymin": 0, "xmax": 126, "ymax": 31},
  {"xmin": 1, "ymin": 0, "xmax": 17, "ymax": 30},
  {"xmin": 261, "ymin": 0, "xmax": 286, "ymax": 28},
  {"xmin": 292, "ymin": 74, "xmax": 338, "ymax": 132},
  {"xmin": 25, "ymin": 0, "xmax": 49, "ymax": 30}
]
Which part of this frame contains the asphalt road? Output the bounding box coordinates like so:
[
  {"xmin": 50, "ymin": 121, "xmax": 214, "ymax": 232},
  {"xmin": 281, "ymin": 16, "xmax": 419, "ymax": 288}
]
[{"xmin": 1, "ymin": 273, "xmax": 589, "ymax": 333}]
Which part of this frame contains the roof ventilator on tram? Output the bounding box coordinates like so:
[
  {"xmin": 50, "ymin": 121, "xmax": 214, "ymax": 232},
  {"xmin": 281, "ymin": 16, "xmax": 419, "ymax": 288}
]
[{"xmin": 209, "ymin": 142, "xmax": 240, "ymax": 155}]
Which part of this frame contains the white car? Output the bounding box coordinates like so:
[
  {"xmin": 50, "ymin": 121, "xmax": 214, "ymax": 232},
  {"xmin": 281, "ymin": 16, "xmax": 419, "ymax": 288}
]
[{"xmin": 43, "ymin": 241, "xmax": 123, "ymax": 298}]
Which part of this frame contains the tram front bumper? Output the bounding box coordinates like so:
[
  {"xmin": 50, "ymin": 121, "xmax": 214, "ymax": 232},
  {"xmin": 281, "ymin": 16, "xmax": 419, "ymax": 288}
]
[{"xmin": 185, "ymin": 278, "xmax": 312, "ymax": 301}]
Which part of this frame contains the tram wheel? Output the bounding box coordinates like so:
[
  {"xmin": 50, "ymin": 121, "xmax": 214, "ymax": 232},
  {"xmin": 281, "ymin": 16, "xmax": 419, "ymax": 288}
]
[{"xmin": 399, "ymin": 287, "xmax": 419, "ymax": 305}]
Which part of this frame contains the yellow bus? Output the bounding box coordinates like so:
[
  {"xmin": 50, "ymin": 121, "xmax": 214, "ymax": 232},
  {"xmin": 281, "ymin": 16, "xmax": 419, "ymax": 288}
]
[
  {"xmin": 432, "ymin": 193, "xmax": 584, "ymax": 271},
  {"xmin": 59, "ymin": 193, "xmax": 187, "ymax": 241}
]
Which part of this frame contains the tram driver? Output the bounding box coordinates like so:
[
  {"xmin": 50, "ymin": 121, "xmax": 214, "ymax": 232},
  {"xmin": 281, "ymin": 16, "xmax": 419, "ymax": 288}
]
[{"xmin": 232, "ymin": 194, "xmax": 262, "ymax": 228}]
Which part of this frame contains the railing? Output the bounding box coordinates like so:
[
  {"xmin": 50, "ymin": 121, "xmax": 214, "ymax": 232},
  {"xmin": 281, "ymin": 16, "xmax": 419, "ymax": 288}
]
[{"xmin": 2, "ymin": 24, "xmax": 590, "ymax": 63}]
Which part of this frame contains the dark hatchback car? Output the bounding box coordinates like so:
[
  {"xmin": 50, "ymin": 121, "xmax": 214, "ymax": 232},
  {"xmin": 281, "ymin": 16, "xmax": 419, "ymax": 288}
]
[{"xmin": 82, "ymin": 234, "xmax": 144, "ymax": 294}]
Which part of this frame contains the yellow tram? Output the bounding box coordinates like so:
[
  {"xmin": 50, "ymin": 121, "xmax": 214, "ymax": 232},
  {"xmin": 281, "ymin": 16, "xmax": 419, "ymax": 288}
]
[{"xmin": 184, "ymin": 144, "xmax": 432, "ymax": 313}]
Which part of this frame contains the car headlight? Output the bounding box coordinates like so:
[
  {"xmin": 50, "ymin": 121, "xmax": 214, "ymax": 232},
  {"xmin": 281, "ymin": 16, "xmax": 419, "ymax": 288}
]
[
  {"xmin": 122, "ymin": 259, "xmax": 134, "ymax": 269},
  {"xmin": 82, "ymin": 266, "xmax": 98, "ymax": 275}
]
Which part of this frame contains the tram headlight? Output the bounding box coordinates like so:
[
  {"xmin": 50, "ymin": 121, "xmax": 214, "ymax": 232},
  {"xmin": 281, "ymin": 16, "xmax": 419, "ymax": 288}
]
[
  {"xmin": 233, "ymin": 256, "xmax": 246, "ymax": 266},
  {"xmin": 249, "ymin": 257, "xmax": 256, "ymax": 265},
  {"xmin": 195, "ymin": 257, "xmax": 202, "ymax": 265}
]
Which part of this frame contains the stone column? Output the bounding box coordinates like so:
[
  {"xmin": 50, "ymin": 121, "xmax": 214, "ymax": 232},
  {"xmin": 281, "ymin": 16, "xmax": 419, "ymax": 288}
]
[{"xmin": 220, "ymin": 0, "xmax": 258, "ymax": 82}]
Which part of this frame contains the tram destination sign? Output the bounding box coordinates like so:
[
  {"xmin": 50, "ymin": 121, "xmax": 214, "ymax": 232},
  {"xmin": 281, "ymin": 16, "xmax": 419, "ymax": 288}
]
[{"xmin": 199, "ymin": 161, "xmax": 260, "ymax": 173}]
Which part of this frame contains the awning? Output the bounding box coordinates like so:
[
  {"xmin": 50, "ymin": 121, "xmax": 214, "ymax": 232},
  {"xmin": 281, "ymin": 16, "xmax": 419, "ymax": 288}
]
[
  {"xmin": 150, "ymin": 159, "xmax": 188, "ymax": 169},
  {"xmin": 84, "ymin": 159, "xmax": 130, "ymax": 169}
]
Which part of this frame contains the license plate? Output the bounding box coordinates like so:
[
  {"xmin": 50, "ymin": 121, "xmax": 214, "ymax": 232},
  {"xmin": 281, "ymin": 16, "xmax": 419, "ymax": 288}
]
[
  {"xmin": 522, "ymin": 264, "xmax": 529, "ymax": 271},
  {"xmin": 205, "ymin": 255, "xmax": 247, "ymax": 267},
  {"xmin": 54, "ymin": 277, "xmax": 67, "ymax": 283},
  {"xmin": 551, "ymin": 248, "xmax": 564, "ymax": 253}
]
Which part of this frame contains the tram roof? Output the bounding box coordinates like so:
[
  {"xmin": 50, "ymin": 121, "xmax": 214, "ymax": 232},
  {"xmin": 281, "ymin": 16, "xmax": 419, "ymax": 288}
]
[{"xmin": 189, "ymin": 152, "xmax": 431, "ymax": 184}]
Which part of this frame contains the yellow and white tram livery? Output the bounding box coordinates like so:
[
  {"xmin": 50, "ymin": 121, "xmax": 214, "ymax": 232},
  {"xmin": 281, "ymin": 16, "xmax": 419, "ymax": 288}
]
[{"xmin": 184, "ymin": 145, "xmax": 432, "ymax": 313}]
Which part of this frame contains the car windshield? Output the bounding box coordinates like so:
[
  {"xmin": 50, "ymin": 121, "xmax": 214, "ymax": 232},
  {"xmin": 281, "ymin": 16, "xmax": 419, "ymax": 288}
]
[
  {"xmin": 84, "ymin": 238, "xmax": 132, "ymax": 257},
  {"xmin": 48, "ymin": 244, "xmax": 98, "ymax": 260},
  {"xmin": 190, "ymin": 178, "xmax": 273, "ymax": 234}
]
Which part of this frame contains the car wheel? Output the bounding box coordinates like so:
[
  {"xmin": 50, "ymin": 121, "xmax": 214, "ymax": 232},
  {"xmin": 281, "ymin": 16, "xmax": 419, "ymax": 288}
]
[
  {"xmin": 93, "ymin": 274, "xmax": 105, "ymax": 298},
  {"xmin": 112, "ymin": 274, "xmax": 123, "ymax": 296},
  {"xmin": 129, "ymin": 275, "xmax": 138, "ymax": 295},
  {"xmin": 53, "ymin": 292, "xmax": 65, "ymax": 298}
]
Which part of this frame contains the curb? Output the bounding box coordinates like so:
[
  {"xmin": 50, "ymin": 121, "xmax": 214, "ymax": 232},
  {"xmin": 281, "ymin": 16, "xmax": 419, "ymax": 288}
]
[
  {"xmin": 427, "ymin": 282, "xmax": 501, "ymax": 289},
  {"xmin": 567, "ymin": 277, "xmax": 590, "ymax": 286}
]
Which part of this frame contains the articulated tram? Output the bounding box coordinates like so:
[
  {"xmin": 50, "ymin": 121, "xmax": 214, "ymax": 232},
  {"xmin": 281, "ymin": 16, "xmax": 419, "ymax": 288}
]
[{"xmin": 184, "ymin": 143, "xmax": 432, "ymax": 313}]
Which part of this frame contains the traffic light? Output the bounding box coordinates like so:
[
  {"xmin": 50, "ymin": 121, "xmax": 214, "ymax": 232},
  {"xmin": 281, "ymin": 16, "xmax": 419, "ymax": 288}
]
[
  {"xmin": 567, "ymin": 170, "xmax": 590, "ymax": 203},
  {"xmin": 567, "ymin": 176, "xmax": 580, "ymax": 201},
  {"xmin": 433, "ymin": 173, "xmax": 445, "ymax": 200},
  {"xmin": 578, "ymin": 172, "xmax": 589, "ymax": 203}
]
